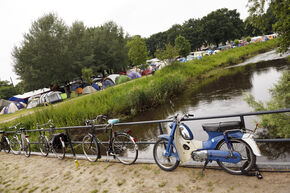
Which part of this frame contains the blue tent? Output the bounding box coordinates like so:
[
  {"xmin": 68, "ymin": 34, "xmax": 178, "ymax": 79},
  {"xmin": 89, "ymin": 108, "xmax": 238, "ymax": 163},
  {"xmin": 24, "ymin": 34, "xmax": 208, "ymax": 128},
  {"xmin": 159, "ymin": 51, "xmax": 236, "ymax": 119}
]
[
  {"xmin": 0, "ymin": 102, "xmax": 26, "ymax": 114},
  {"xmin": 127, "ymin": 71, "xmax": 141, "ymax": 79}
]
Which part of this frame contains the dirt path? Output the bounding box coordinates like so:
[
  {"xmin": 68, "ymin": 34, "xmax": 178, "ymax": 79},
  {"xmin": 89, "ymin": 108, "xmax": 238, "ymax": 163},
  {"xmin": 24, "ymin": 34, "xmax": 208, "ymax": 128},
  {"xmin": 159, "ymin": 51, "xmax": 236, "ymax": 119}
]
[{"xmin": 0, "ymin": 153, "xmax": 289, "ymax": 193}]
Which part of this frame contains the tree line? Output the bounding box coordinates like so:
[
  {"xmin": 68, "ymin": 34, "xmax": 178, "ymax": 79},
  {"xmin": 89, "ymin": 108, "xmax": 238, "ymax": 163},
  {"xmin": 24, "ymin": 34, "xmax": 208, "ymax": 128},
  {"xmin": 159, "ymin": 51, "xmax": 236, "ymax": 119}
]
[{"xmin": 10, "ymin": 0, "xmax": 288, "ymax": 93}]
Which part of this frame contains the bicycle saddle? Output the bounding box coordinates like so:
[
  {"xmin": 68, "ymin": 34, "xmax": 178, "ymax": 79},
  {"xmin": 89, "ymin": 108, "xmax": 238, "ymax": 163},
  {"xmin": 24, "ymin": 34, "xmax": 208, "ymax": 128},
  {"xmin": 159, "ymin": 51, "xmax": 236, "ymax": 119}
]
[
  {"xmin": 0, "ymin": 131, "xmax": 4, "ymax": 134},
  {"xmin": 108, "ymin": 119, "xmax": 119, "ymax": 125},
  {"xmin": 202, "ymin": 121, "xmax": 241, "ymax": 132}
]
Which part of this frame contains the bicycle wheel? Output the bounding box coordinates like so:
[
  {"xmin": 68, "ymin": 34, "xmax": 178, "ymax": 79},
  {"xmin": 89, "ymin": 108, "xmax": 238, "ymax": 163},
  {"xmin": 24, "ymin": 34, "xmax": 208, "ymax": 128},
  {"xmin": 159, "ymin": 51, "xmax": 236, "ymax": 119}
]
[
  {"xmin": 2, "ymin": 137, "xmax": 10, "ymax": 154},
  {"xmin": 216, "ymin": 138, "xmax": 256, "ymax": 175},
  {"xmin": 82, "ymin": 134, "xmax": 100, "ymax": 162},
  {"xmin": 38, "ymin": 135, "xmax": 49, "ymax": 157},
  {"xmin": 113, "ymin": 133, "xmax": 138, "ymax": 165},
  {"xmin": 153, "ymin": 138, "xmax": 180, "ymax": 171},
  {"xmin": 23, "ymin": 137, "xmax": 31, "ymax": 157},
  {"xmin": 10, "ymin": 137, "xmax": 21, "ymax": 155},
  {"xmin": 51, "ymin": 137, "xmax": 65, "ymax": 160}
]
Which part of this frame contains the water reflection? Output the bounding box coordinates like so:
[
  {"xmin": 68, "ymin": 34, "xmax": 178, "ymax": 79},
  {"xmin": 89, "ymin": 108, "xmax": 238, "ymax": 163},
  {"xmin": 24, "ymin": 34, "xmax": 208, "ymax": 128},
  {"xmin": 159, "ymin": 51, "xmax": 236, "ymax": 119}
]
[{"xmin": 124, "ymin": 58, "xmax": 289, "ymax": 160}]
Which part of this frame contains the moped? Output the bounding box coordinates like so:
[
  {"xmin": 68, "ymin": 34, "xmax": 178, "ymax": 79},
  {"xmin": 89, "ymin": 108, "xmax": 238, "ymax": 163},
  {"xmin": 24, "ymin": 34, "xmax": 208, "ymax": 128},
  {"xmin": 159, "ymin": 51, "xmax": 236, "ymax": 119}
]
[{"xmin": 153, "ymin": 113, "xmax": 261, "ymax": 175}]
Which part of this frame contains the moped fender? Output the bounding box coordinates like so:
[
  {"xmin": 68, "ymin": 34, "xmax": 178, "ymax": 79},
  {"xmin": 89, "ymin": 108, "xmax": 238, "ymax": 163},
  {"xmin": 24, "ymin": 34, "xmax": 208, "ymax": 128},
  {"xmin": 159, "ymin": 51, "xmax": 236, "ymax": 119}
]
[
  {"xmin": 242, "ymin": 133, "xmax": 261, "ymax": 156},
  {"xmin": 157, "ymin": 134, "xmax": 180, "ymax": 161}
]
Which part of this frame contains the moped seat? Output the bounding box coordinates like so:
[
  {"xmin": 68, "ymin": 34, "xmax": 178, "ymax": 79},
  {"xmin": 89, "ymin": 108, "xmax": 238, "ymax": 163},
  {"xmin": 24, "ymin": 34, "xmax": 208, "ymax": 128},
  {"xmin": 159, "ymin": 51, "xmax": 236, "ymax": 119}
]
[{"xmin": 202, "ymin": 121, "xmax": 241, "ymax": 132}]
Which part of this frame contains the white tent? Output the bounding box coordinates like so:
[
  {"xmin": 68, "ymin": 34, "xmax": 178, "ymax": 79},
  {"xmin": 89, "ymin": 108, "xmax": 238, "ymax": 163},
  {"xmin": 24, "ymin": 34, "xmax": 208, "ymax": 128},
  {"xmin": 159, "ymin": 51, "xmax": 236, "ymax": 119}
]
[
  {"xmin": 82, "ymin": 86, "xmax": 96, "ymax": 94},
  {"xmin": 39, "ymin": 91, "xmax": 63, "ymax": 105}
]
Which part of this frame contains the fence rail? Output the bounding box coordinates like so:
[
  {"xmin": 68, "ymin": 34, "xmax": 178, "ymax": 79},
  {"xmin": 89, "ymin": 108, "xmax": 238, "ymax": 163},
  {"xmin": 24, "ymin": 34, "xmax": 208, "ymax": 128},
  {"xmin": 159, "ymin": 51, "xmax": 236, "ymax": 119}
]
[{"xmin": 2, "ymin": 108, "xmax": 290, "ymax": 159}]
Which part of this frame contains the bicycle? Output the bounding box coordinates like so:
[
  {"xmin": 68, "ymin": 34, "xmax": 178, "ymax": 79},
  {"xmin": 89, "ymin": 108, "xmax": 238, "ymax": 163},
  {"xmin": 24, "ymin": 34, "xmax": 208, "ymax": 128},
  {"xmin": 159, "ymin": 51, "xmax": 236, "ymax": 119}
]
[
  {"xmin": 0, "ymin": 129, "xmax": 10, "ymax": 153},
  {"xmin": 82, "ymin": 115, "xmax": 138, "ymax": 165},
  {"xmin": 36, "ymin": 120, "xmax": 66, "ymax": 159},
  {"xmin": 9, "ymin": 123, "xmax": 31, "ymax": 157}
]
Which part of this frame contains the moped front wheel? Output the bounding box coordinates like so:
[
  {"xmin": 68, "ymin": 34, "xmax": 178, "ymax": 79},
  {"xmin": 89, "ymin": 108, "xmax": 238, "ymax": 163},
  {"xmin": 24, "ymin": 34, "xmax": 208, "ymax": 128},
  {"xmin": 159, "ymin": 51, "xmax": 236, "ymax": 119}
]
[
  {"xmin": 153, "ymin": 138, "xmax": 180, "ymax": 171},
  {"xmin": 216, "ymin": 138, "xmax": 256, "ymax": 175}
]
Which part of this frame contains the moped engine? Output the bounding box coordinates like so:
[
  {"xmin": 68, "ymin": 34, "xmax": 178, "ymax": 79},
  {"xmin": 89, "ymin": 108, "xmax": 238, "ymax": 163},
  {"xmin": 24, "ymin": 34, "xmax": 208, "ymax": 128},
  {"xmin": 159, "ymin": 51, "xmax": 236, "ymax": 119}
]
[{"xmin": 191, "ymin": 150, "xmax": 208, "ymax": 162}]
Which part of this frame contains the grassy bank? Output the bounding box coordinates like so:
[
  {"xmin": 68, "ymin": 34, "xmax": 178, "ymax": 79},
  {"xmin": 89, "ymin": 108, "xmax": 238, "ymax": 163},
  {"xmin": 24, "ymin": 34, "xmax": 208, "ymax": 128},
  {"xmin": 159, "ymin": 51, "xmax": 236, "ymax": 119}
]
[{"xmin": 0, "ymin": 39, "xmax": 279, "ymax": 130}]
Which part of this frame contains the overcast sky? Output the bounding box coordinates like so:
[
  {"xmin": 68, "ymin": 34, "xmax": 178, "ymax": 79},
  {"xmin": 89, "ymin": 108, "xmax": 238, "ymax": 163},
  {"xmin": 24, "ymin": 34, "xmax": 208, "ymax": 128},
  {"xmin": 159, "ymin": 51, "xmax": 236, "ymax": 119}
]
[{"xmin": 0, "ymin": 0, "xmax": 250, "ymax": 85}]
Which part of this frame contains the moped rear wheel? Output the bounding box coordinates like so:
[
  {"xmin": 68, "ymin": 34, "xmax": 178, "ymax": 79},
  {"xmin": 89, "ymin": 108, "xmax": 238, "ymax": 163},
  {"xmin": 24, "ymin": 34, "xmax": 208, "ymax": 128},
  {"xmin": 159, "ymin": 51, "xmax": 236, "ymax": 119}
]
[
  {"xmin": 153, "ymin": 138, "xmax": 180, "ymax": 171},
  {"xmin": 216, "ymin": 138, "xmax": 256, "ymax": 175}
]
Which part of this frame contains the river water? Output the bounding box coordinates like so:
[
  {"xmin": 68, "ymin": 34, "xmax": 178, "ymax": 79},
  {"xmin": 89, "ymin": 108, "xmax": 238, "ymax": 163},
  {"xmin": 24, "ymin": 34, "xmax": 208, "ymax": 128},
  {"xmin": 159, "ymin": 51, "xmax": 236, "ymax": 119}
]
[{"xmin": 123, "ymin": 50, "xmax": 290, "ymax": 164}]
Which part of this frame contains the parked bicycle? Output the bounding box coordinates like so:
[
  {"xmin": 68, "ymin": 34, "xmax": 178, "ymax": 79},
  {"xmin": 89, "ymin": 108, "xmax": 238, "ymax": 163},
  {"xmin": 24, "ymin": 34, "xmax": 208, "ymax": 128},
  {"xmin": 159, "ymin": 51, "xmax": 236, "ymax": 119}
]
[
  {"xmin": 0, "ymin": 129, "xmax": 10, "ymax": 153},
  {"xmin": 153, "ymin": 113, "xmax": 261, "ymax": 175},
  {"xmin": 36, "ymin": 120, "xmax": 66, "ymax": 159},
  {"xmin": 82, "ymin": 115, "xmax": 138, "ymax": 165},
  {"xmin": 9, "ymin": 123, "xmax": 31, "ymax": 157}
]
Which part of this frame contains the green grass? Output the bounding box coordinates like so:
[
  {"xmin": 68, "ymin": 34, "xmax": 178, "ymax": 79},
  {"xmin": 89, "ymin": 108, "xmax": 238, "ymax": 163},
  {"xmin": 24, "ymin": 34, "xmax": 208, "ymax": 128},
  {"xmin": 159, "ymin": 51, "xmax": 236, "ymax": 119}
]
[{"xmin": 0, "ymin": 40, "xmax": 278, "ymax": 132}]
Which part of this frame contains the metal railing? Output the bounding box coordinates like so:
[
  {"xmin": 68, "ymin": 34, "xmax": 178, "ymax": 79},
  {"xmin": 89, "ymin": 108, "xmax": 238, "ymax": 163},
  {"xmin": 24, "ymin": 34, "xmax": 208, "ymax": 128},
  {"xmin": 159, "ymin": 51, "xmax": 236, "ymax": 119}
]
[{"xmin": 3, "ymin": 108, "xmax": 290, "ymax": 158}]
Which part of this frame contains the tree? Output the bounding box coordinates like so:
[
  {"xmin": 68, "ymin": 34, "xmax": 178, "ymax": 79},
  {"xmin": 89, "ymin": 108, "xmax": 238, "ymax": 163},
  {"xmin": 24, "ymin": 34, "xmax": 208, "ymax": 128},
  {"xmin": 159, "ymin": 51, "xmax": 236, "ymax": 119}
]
[
  {"xmin": 146, "ymin": 32, "xmax": 168, "ymax": 57},
  {"xmin": 202, "ymin": 8, "xmax": 244, "ymax": 47},
  {"xmin": 127, "ymin": 36, "xmax": 148, "ymax": 66},
  {"xmin": 13, "ymin": 13, "xmax": 70, "ymax": 91},
  {"xmin": 182, "ymin": 18, "xmax": 204, "ymax": 51},
  {"xmin": 245, "ymin": 71, "xmax": 290, "ymax": 138},
  {"xmin": 82, "ymin": 68, "xmax": 93, "ymax": 84},
  {"xmin": 174, "ymin": 35, "xmax": 191, "ymax": 57},
  {"xmin": 0, "ymin": 81, "xmax": 17, "ymax": 100},
  {"xmin": 247, "ymin": 0, "xmax": 289, "ymax": 53},
  {"xmin": 155, "ymin": 43, "xmax": 179, "ymax": 64}
]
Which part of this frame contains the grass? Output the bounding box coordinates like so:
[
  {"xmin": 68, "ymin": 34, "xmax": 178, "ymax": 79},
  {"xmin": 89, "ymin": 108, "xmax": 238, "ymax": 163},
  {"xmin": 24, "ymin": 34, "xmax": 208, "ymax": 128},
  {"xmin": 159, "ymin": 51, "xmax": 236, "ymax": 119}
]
[{"xmin": 0, "ymin": 40, "xmax": 279, "ymax": 132}]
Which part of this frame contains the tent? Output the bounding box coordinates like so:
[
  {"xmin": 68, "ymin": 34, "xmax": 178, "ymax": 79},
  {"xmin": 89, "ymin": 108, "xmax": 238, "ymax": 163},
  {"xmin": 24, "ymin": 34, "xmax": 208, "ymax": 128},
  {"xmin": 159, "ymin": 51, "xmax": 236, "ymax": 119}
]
[
  {"xmin": 127, "ymin": 71, "xmax": 141, "ymax": 79},
  {"xmin": 107, "ymin": 74, "xmax": 120, "ymax": 84},
  {"xmin": 0, "ymin": 102, "xmax": 26, "ymax": 114},
  {"xmin": 0, "ymin": 99, "xmax": 12, "ymax": 110},
  {"xmin": 82, "ymin": 86, "xmax": 97, "ymax": 94},
  {"xmin": 39, "ymin": 91, "xmax": 63, "ymax": 105},
  {"xmin": 102, "ymin": 78, "xmax": 115, "ymax": 89},
  {"xmin": 27, "ymin": 98, "xmax": 40, "ymax": 109}
]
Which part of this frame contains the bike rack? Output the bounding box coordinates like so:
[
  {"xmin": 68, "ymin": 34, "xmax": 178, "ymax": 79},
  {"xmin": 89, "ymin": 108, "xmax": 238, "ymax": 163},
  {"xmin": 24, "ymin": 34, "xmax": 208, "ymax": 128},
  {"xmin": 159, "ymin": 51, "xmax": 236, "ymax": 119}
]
[{"xmin": 2, "ymin": 109, "xmax": 290, "ymax": 161}]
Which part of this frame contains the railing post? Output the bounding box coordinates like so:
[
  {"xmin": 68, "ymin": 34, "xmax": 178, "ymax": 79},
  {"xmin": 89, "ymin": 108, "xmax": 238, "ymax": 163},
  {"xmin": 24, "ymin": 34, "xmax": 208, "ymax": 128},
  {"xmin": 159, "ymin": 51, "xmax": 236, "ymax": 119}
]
[
  {"xmin": 158, "ymin": 123, "xmax": 163, "ymax": 134},
  {"xmin": 240, "ymin": 116, "xmax": 245, "ymax": 128},
  {"xmin": 65, "ymin": 128, "xmax": 76, "ymax": 157}
]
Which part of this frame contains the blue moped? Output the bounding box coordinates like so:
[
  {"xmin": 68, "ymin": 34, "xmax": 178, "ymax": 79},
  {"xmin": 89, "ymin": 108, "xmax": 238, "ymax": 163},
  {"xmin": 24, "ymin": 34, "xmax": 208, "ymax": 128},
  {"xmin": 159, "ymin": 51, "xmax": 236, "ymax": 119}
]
[{"xmin": 153, "ymin": 114, "xmax": 261, "ymax": 175}]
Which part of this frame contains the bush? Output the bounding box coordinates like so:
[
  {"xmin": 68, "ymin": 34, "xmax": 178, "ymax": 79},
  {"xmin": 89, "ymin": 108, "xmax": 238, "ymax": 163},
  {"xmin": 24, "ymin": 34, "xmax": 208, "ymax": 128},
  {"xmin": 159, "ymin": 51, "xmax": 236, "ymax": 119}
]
[
  {"xmin": 246, "ymin": 36, "xmax": 251, "ymax": 43},
  {"xmin": 234, "ymin": 39, "xmax": 239, "ymax": 46}
]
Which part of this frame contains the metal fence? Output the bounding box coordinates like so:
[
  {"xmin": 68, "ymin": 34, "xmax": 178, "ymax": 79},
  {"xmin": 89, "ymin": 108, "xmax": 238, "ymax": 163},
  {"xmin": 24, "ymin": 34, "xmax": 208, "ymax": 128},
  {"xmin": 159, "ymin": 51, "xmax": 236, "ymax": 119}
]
[{"xmin": 4, "ymin": 108, "xmax": 290, "ymax": 158}]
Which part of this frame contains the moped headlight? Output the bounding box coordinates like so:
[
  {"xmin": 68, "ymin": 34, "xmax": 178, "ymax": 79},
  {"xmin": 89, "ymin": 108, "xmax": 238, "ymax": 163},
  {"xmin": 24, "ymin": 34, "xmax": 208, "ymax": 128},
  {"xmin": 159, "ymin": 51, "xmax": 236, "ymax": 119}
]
[{"xmin": 179, "ymin": 125, "xmax": 193, "ymax": 140}]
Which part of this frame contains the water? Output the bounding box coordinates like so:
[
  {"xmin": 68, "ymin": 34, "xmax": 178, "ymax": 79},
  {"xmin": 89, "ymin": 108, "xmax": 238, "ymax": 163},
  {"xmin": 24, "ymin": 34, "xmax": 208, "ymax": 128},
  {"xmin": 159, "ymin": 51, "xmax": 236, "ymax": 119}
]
[{"xmin": 123, "ymin": 50, "xmax": 289, "ymax": 164}]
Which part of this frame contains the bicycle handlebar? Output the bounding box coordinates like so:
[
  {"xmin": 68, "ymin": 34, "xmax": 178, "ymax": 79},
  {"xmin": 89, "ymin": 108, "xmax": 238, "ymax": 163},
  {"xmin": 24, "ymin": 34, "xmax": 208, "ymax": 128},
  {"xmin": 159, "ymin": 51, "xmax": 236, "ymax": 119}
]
[
  {"xmin": 85, "ymin": 115, "xmax": 107, "ymax": 126},
  {"xmin": 36, "ymin": 120, "xmax": 55, "ymax": 128},
  {"xmin": 8, "ymin": 122, "xmax": 23, "ymax": 130}
]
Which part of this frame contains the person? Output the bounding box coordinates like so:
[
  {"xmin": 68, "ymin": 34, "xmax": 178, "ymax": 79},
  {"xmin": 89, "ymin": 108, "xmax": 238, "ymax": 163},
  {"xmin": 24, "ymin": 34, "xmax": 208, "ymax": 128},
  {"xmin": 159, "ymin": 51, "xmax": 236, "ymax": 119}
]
[{"xmin": 64, "ymin": 81, "xmax": 72, "ymax": 98}]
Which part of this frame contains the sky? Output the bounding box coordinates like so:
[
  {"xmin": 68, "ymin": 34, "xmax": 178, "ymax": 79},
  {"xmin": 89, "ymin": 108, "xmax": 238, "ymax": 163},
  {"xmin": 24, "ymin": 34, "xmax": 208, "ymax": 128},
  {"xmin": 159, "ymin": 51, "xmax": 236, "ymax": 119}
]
[{"xmin": 0, "ymin": 0, "xmax": 250, "ymax": 85}]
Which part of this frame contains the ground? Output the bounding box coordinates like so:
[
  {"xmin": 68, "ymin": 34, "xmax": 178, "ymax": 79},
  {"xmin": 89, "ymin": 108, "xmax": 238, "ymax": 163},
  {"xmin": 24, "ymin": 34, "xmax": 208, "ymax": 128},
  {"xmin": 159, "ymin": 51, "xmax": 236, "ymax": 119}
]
[{"xmin": 0, "ymin": 153, "xmax": 289, "ymax": 193}]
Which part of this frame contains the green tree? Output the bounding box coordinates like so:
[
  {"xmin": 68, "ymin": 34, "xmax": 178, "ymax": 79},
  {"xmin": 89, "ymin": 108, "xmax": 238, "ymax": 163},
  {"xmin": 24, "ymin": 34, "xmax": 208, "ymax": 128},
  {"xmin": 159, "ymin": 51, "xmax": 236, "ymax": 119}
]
[
  {"xmin": 155, "ymin": 43, "xmax": 178, "ymax": 64},
  {"xmin": 82, "ymin": 67, "xmax": 93, "ymax": 84},
  {"xmin": 202, "ymin": 8, "xmax": 244, "ymax": 47},
  {"xmin": 245, "ymin": 71, "xmax": 290, "ymax": 138},
  {"xmin": 174, "ymin": 35, "xmax": 191, "ymax": 57},
  {"xmin": 146, "ymin": 32, "xmax": 167, "ymax": 57},
  {"xmin": 247, "ymin": 0, "xmax": 289, "ymax": 52},
  {"xmin": 0, "ymin": 81, "xmax": 17, "ymax": 100},
  {"xmin": 13, "ymin": 13, "xmax": 70, "ymax": 91},
  {"xmin": 127, "ymin": 36, "xmax": 148, "ymax": 66},
  {"xmin": 182, "ymin": 18, "xmax": 204, "ymax": 51}
]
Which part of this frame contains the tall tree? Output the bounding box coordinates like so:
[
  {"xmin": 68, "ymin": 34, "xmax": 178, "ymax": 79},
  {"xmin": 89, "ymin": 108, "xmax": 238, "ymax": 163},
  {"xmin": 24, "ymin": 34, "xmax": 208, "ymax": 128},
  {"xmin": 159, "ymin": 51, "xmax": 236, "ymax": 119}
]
[
  {"xmin": 247, "ymin": 0, "xmax": 289, "ymax": 52},
  {"xmin": 182, "ymin": 18, "xmax": 204, "ymax": 51},
  {"xmin": 174, "ymin": 35, "xmax": 191, "ymax": 57},
  {"xmin": 127, "ymin": 36, "xmax": 148, "ymax": 66},
  {"xmin": 13, "ymin": 13, "xmax": 69, "ymax": 90},
  {"xmin": 202, "ymin": 8, "xmax": 244, "ymax": 47},
  {"xmin": 146, "ymin": 32, "xmax": 167, "ymax": 57}
]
